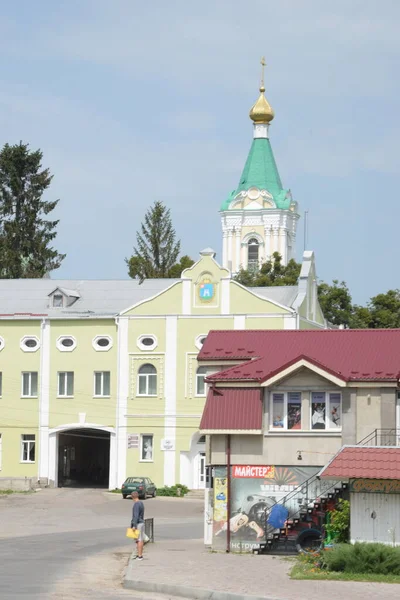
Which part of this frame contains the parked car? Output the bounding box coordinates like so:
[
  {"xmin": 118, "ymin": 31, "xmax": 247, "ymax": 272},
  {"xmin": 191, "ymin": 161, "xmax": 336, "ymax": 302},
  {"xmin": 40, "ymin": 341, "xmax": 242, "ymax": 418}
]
[{"xmin": 121, "ymin": 477, "xmax": 157, "ymax": 499}]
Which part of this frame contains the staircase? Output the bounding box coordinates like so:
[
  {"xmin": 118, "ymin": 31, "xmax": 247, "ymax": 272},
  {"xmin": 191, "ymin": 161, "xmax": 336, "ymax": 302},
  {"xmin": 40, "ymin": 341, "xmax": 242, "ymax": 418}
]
[
  {"xmin": 253, "ymin": 428, "xmax": 399, "ymax": 555},
  {"xmin": 185, "ymin": 489, "xmax": 205, "ymax": 499},
  {"xmin": 253, "ymin": 473, "xmax": 348, "ymax": 555}
]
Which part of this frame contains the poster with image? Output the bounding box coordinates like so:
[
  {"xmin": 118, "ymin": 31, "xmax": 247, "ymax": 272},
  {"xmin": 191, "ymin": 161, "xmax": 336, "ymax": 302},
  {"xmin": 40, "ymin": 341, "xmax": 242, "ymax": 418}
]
[{"xmin": 212, "ymin": 465, "xmax": 322, "ymax": 552}]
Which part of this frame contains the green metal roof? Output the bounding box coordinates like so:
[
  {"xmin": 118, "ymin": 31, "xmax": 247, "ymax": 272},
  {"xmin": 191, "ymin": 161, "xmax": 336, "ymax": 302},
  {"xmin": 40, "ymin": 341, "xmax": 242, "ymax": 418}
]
[{"xmin": 221, "ymin": 138, "xmax": 291, "ymax": 211}]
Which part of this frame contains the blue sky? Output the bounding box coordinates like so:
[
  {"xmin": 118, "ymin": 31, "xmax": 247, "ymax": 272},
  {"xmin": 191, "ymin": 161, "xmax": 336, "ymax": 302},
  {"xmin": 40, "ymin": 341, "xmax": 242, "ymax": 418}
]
[{"xmin": 0, "ymin": 0, "xmax": 399, "ymax": 303}]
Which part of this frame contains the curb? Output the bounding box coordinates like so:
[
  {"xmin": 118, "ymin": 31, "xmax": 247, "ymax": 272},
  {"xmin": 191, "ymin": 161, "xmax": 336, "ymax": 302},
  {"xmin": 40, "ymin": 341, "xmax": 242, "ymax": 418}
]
[{"xmin": 123, "ymin": 552, "xmax": 282, "ymax": 600}]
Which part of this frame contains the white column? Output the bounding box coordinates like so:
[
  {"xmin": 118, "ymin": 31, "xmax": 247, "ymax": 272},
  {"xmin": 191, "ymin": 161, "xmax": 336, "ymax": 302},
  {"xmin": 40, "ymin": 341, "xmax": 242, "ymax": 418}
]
[
  {"xmin": 234, "ymin": 315, "xmax": 246, "ymax": 329},
  {"xmin": 116, "ymin": 317, "xmax": 129, "ymax": 488},
  {"xmin": 227, "ymin": 230, "xmax": 233, "ymax": 272},
  {"xmin": 222, "ymin": 231, "xmax": 228, "ymax": 269},
  {"xmin": 264, "ymin": 227, "xmax": 270, "ymax": 262},
  {"xmin": 39, "ymin": 319, "xmax": 51, "ymax": 483},
  {"xmin": 273, "ymin": 228, "xmax": 279, "ymax": 255},
  {"xmin": 164, "ymin": 316, "xmax": 178, "ymax": 485},
  {"xmin": 182, "ymin": 279, "xmax": 191, "ymax": 315},
  {"xmin": 221, "ymin": 279, "xmax": 230, "ymax": 314},
  {"xmin": 235, "ymin": 229, "xmax": 241, "ymax": 272},
  {"xmin": 280, "ymin": 228, "xmax": 288, "ymax": 265}
]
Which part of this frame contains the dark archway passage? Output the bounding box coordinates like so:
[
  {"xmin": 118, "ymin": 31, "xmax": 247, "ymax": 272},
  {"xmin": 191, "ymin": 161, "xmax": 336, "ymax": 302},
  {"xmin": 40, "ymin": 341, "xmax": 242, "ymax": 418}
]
[{"xmin": 58, "ymin": 428, "xmax": 110, "ymax": 488}]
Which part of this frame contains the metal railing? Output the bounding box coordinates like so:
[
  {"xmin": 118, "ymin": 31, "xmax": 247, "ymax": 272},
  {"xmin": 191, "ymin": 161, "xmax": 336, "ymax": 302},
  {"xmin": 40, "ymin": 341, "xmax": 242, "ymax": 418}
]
[
  {"xmin": 357, "ymin": 428, "xmax": 400, "ymax": 447},
  {"xmin": 144, "ymin": 518, "xmax": 154, "ymax": 542}
]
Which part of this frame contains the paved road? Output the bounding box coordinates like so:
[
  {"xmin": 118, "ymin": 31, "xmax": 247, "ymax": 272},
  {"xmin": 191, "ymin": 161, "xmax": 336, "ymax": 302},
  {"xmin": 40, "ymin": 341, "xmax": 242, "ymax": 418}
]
[{"xmin": 0, "ymin": 489, "xmax": 203, "ymax": 599}]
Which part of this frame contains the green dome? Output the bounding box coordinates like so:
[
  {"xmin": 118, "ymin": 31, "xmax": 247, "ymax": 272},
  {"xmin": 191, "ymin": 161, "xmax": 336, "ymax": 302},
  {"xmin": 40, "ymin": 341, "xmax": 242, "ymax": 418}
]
[{"xmin": 221, "ymin": 138, "xmax": 291, "ymax": 211}]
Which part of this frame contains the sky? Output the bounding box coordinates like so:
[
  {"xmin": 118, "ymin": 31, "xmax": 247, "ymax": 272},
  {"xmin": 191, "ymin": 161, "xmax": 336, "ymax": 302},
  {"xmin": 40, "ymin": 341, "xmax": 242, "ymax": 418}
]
[{"xmin": 0, "ymin": 0, "xmax": 399, "ymax": 304}]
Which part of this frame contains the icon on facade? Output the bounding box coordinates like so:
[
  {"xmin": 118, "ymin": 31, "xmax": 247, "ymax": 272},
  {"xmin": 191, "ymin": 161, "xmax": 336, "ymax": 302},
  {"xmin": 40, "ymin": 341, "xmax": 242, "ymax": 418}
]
[{"xmin": 198, "ymin": 277, "xmax": 215, "ymax": 302}]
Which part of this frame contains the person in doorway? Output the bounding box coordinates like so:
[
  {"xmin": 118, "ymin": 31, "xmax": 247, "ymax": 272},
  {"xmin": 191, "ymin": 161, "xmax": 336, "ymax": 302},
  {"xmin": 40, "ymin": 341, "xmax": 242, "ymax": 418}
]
[{"xmin": 130, "ymin": 491, "xmax": 145, "ymax": 560}]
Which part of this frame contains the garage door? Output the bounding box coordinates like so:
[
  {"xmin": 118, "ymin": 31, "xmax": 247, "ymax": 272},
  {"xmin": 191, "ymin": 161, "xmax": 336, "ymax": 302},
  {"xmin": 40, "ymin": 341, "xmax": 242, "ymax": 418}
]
[{"xmin": 351, "ymin": 492, "xmax": 400, "ymax": 545}]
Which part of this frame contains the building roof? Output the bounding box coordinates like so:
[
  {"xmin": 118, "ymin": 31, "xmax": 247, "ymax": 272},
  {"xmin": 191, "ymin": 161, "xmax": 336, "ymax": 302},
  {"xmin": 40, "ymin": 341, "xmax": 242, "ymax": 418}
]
[
  {"xmin": 0, "ymin": 279, "xmax": 300, "ymax": 319},
  {"xmin": 198, "ymin": 329, "xmax": 400, "ymax": 383},
  {"xmin": 249, "ymin": 285, "xmax": 298, "ymax": 308},
  {"xmin": 0, "ymin": 278, "xmax": 178, "ymax": 318},
  {"xmin": 200, "ymin": 388, "xmax": 263, "ymax": 433},
  {"xmin": 319, "ymin": 446, "xmax": 400, "ymax": 480},
  {"xmin": 221, "ymin": 138, "xmax": 291, "ymax": 211}
]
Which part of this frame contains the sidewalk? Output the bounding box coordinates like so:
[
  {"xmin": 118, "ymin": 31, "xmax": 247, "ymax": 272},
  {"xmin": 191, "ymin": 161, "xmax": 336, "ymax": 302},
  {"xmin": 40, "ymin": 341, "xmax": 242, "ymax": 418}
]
[{"xmin": 124, "ymin": 539, "xmax": 400, "ymax": 600}]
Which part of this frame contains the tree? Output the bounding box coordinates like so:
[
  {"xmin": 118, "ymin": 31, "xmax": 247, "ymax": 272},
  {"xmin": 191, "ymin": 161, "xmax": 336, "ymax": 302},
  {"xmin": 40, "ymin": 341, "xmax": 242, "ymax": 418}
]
[
  {"xmin": 126, "ymin": 201, "xmax": 192, "ymax": 281},
  {"xmin": 235, "ymin": 252, "xmax": 301, "ymax": 287},
  {"xmin": 368, "ymin": 290, "xmax": 400, "ymax": 328},
  {"xmin": 167, "ymin": 255, "xmax": 195, "ymax": 278},
  {"xmin": 317, "ymin": 280, "xmax": 354, "ymax": 327},
  {"xmin": 0, "ymin": 142, "xmax": 65, "ymax": 278}
]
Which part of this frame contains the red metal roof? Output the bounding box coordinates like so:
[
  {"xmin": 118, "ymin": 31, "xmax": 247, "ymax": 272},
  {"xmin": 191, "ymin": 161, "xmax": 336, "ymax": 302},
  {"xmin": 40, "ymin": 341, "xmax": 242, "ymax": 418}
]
[
  {"xmin": 198, "ymin": 329, "xmax": 400, "ymax": 383},
  {"xmin": 319, "ymin": 446, "xmax": 400, "ymax": 480},
  {"xmin": 200, "ymin": 388, "xmax": 263, "ymax": 432}
]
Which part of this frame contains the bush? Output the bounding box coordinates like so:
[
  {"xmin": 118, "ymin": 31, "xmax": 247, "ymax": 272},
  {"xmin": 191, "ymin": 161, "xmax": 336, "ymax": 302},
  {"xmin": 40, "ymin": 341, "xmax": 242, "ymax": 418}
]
[
  {"xmin": 321, "ymin": 543, "xmax": 400, "ymax": 575},
  {"xmin": 156, "ymin": 484, "xmax": 189, "ymax": 497},
  {"xmin": 328, "ymin": 499, "xmax": 350, "ymax": 543}
]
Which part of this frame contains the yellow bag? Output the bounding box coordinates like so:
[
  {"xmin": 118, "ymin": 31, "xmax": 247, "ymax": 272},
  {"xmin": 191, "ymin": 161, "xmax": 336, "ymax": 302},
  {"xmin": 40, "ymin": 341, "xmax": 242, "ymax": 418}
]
[{"xmin": 126, "ymin": 527, "xmax": 139, "ymax": 540}]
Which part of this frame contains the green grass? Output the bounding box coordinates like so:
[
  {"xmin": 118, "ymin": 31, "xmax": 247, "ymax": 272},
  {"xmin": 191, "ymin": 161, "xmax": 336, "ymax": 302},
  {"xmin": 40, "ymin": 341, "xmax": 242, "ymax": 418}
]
[
  {"xmin": 109, "ymin": 489, "xmax": 122, "ymax": 494},
  {"xmin": 291, "ymin": 561, "xmax": 400, "ymax": 584},
  {"xmin": 0, "ymin": 489, "xmax": 32, "ymax": 495}
]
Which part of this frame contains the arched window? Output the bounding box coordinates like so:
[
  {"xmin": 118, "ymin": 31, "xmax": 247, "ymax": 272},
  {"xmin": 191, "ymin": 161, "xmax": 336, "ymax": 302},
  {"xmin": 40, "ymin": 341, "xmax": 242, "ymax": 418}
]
[
  {"xmin": 137, "ymin": 364, "xmax": 157, "ymax": 396},
  {"xmin": 196, "ymin": 366, "xmax": 207, "ymax": 396},
  {"xmin": 248, "ymin": 238, "xmax": 259, "ymax": 270}
]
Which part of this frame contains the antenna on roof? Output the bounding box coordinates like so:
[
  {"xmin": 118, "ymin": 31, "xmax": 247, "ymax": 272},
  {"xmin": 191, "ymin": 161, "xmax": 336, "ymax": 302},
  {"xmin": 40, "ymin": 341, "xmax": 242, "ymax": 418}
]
[{"xmin": 303, "ymin": 210, "xmax": 309, "ymax": 252}]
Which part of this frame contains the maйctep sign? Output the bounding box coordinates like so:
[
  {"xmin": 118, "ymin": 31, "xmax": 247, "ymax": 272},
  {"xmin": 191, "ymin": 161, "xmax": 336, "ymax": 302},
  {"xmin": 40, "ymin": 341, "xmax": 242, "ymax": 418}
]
[{"xmin": 232, "ymin": 465, "xmax": 275, "ymax": 479}]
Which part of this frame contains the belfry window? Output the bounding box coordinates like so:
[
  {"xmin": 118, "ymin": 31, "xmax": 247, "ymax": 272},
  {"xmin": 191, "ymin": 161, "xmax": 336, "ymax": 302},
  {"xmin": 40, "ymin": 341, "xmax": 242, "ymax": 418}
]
[{"xmin": 248, "ymin": 238, "xmax": 259, "ymax": 270}]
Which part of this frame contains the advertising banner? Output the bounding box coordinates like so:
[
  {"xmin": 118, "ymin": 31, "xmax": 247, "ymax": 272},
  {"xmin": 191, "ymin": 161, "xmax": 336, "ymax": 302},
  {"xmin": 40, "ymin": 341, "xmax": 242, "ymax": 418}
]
[{"xmin": 212, "ymin": 465, "xmax": 321, "ymax": 552}]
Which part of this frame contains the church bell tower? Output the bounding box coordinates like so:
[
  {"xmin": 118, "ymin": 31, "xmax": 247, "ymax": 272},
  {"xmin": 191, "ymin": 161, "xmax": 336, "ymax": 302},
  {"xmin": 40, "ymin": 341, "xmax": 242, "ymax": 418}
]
[{"xmin": 221, "ymin": 59, "xmax": 300, "ymax": 274}]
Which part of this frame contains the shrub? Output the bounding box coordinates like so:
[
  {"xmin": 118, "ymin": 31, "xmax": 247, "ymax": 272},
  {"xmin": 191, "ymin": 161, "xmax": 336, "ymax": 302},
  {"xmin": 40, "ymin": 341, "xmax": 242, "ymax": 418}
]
[
  {"xmin": 156, "ymin": 484, "xmax": 189, "ymax": 497},
  {"xmin": 321, "ymin": 543, "xmax": 400, "ymax": 575},
  {"xmin": 328, "ymin": 499, "xmax": 350, "ymax": 543}
]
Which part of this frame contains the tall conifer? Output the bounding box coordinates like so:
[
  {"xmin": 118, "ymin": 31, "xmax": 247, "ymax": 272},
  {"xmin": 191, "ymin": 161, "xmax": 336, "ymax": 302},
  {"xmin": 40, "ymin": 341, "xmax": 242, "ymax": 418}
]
[{"xmin": 0, "ymin": 142, "xmax": 65, "ymax": 278}]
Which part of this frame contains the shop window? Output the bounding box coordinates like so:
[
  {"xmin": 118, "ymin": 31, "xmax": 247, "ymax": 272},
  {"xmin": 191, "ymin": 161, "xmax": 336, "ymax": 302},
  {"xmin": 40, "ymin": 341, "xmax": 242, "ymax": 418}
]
[
  {"xmin": 311, "ymin": 392, "xmax": 341, "ymax": 430},
  {"xmin": 137, "ymin": 364, "xmax": 157, "ymax": 396}
]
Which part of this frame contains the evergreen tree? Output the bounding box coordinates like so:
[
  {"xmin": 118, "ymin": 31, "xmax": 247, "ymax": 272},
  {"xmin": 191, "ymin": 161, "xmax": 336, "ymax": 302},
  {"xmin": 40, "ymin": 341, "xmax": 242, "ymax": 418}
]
[
  {"xmin": 0, "ymin": 142, "xmax": 65, "ymax": 278},
  {"xmin": 126, "ymin": 201, "xmax": 183, "ymax": 281}
]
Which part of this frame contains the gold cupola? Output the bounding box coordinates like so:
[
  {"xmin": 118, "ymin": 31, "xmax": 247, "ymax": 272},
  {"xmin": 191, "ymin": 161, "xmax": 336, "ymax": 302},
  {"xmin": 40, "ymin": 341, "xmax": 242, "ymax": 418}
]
[{"xmin": 249, "ymin": 57, "xmax": 274, "ymax": 124}]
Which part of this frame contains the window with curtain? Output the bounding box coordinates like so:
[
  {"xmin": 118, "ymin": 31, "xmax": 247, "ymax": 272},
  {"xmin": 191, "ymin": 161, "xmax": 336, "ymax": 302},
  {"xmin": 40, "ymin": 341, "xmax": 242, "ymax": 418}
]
[{"xmin": 137, "ymin": 364, "xmax": 157, "ymax": 396}]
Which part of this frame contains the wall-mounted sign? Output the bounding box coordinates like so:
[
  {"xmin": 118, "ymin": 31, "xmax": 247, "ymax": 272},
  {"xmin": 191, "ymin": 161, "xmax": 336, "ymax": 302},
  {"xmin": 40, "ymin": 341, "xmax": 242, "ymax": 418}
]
[
  {"xmin": 161, "ymin": 438, "xmax": 175, "ymax": 451},
  {"xmin": 350, "ymin": 479, "xmax": 400, "ymax": 494},
  {"xmin": 232, "ymin": 465, "xmax": 275, "ymax": 479},
  {"xmin": 127, "ymin": 434, "xmax": 139, "ymax": 449}
]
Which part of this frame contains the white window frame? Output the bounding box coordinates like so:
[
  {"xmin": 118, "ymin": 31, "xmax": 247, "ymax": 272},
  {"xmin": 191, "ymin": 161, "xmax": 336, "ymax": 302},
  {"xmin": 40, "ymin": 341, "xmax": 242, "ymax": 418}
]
[
  {"xmin": 21, "ymin": 434, "xmax": 36, "ymax": 463},
  {"xmin": 311, "ymin": 391, "xmax": 342, "ymax": 431},
  {"xmin": 270, "ymin": 391, "xmax": 303, "ymax": 431},
  {"xmin": 21, "ymin": 372, "xmax": 38, "ymax": 398},
  {"xmin": 137, "ymin": 364, "xmax": 157, "ymax": 397},
  {"xmin": 57, "ymin": 371, "xmax": 74, "ymax": 397},
  {"xmin": 20, "ymin": 335, "xmax": 40, "ymax": 353},
  {"xmin": 137, "ymin": 334, "xmax": 158, "ymax": 351},
  {"xmin": 94, "ymin": 371, "xmax": 111, "ymax": 397},
  {"xmin": 92, "ymin": 335, "xmax": 113, "ymax": 352},
  {"xmin": 195, "ymin": 367, "xmax": 207, "ymax": 396},
  {"xmin": 195, "ymin": 334, "xmax": 207, "ymax": 350},
  {"xmin": 56, "ymin": 335, "xmax": 77, "ymax": 352},
  {"xmin": 140, "ymin": 434, "xmax": 154, "ymax": 462},
  {"xmin": 0, "ymin": 336, "xmax": 5, "ymax": 352},
  {"xmin": 52, "ymin": 293, "xmax": 64, "ymax": 308}
]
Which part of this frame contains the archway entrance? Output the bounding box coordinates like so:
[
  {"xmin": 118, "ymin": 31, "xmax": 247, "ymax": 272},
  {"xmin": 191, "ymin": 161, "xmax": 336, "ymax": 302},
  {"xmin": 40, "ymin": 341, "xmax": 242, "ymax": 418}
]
[{"xmin": 57, "ymin": 428, "xmax": 110, "ymax": 488}]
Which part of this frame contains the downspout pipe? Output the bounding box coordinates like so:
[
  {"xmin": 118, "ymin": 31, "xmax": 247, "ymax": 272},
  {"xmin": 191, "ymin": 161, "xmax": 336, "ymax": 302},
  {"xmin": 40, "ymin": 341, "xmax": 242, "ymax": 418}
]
[{"xmin": 226, "ymin": 433, "xmax": 231, "ymax": 553}]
